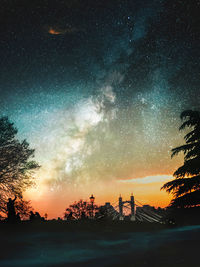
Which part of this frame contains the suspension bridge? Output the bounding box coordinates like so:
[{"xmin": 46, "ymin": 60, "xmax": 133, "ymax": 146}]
[{"xmin": 97, "ymin": 194, "xmax": 163, "ymax": 223}]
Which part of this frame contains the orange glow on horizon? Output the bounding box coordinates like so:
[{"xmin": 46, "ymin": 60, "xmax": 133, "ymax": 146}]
[{"xmin": 25, "ymin": 174, "xmax": 173, "ymax": 219}]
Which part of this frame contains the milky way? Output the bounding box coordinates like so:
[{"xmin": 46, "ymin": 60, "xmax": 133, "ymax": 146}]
[{"xmin": 0, "ymin": 0, "xmax": 199, "ymax": 217}]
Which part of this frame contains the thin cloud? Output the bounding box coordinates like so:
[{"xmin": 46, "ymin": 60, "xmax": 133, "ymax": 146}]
[
  {"xmin": 118, "ymin": 175, "xmax": 172, "ymax": 184},
  {"xmin": 47, "ymin": 25, "xmax": 80, "ymax": 35}
]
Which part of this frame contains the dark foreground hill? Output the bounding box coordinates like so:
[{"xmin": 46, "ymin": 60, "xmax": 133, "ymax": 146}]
[{"xmin": 0, "ymin": 219, "xmax": 200, "ymax": 267}]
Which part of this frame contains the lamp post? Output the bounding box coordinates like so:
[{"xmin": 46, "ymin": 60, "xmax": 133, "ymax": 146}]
[{"xmin": 90, "ymin": 194, "xmax": 95, "ymax": 218}]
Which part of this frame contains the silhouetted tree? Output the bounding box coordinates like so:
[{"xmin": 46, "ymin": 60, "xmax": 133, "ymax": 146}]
[
  {"xmin": 0, "ymin": 116, "xmax": 39, "ymax": 217},
  {"xmin": 64, "ymin": 199, "xmax": 99, "ymax": 220},
  {"xmin": 15, "ymin": 199, "xmax": 33, "ymax": 220},
  {"xmin": 162, "ymin": 110, "xmax": 200, "ymax": 207}
]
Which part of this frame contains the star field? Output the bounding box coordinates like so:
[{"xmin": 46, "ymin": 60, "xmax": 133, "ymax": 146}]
[{"xmin": 0, "ymin": 0, "xmax": 199, "ymax": 217}]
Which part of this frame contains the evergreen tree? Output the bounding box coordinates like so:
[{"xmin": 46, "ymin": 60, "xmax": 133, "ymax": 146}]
[{"xmin": 162, "ymin": 110, "xmax": 200, "ymax": 207}]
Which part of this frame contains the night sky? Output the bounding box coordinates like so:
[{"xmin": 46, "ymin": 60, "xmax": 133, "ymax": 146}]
[{"xmin": 0, "ymin": 0, "xmax": 199, "ymax": 217}]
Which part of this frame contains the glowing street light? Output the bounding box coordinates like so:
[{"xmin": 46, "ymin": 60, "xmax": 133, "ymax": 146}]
[
  {"xmin": 90, "ymin": 194, "xmax": 95, "ymax": 203},
  {"xmin": 89, "ymin": 194, "xmax": 95, "ymax": 218}
]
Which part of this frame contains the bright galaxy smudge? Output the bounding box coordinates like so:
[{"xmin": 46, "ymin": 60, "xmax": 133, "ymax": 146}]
[{"xmin": 0, "ymin": 0, "xmax": 198, "ymax": 218}]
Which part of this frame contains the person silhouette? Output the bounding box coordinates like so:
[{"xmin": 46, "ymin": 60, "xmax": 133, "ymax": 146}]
[
  {"xmin": 7, "ymin": 196, "xmax": 17, "ymax": 223},
  {"xmin": 35, "ymin": 212, "xmax": 41, "ymax": 221},
  {"xmin": 29, "ymin": 211, "xmax": 36, "ymax": 222}
]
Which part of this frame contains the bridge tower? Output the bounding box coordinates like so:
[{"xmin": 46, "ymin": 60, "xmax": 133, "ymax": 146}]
[
  {"xmin": 130, "ymin": 194, "xmax": 135, "ymax": 221},
  {"xmin": 118, "ymin": 194, "xmax": 135, "ymax": 221},
  {"xmin": 119, "ymin": 195, "xmax": 124, "ymax": 220}
]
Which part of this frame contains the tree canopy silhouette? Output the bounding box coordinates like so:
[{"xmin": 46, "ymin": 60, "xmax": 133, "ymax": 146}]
[
  {"xmin": 161, "ymin": 110, "xmax": 200, "ymax": 207},
  {"xmin": 64, "ymin": 199, "xmax": 99, "ymax": 220},
  {"xmin": 0, "ymin": 116, "xmax": 39, "ymax": 216}
]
